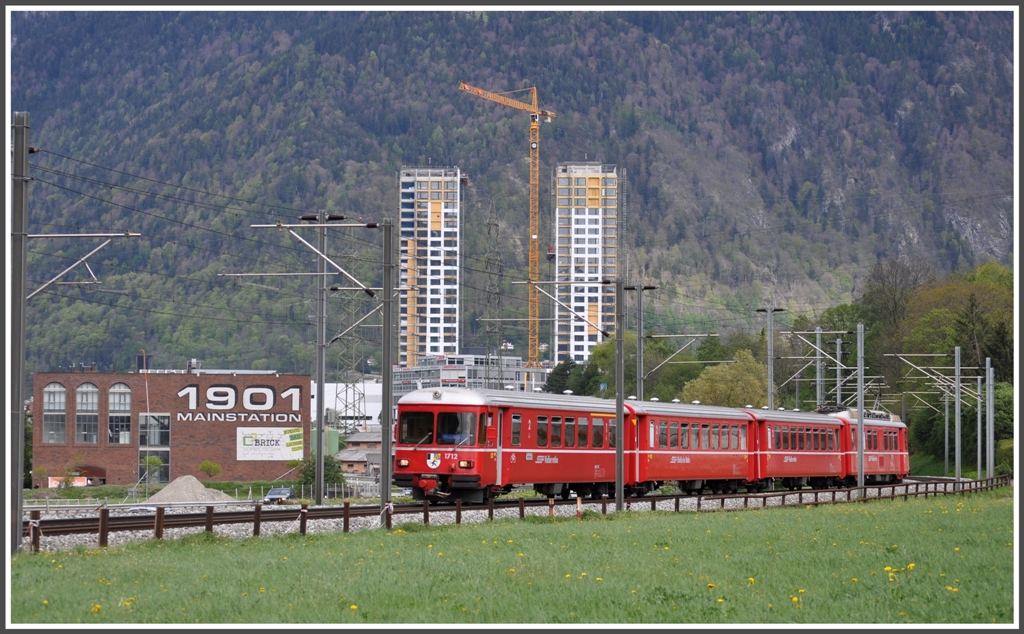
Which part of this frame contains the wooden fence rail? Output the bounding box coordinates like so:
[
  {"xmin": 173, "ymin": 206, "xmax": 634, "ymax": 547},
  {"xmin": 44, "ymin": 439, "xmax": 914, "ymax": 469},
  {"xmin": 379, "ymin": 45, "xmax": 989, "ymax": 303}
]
[{"xmin": 21, "ymin": 475, "xmax": 1011, "ymax": 553}]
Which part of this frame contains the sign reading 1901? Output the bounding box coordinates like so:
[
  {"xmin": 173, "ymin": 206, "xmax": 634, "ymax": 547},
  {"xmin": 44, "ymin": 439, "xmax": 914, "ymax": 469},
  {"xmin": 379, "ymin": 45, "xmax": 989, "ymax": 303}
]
[{"xmin": 175, "ymin": 384, "xmax": 303, "ymax": 423}]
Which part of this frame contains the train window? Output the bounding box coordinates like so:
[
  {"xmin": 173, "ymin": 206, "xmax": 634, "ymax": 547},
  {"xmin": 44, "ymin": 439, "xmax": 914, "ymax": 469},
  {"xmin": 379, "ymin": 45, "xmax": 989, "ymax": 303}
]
[
  {"xmin": 399, "ymin": 411, "xmax": 433, "ymax": 444},
  {"xmin": 670, "ymin": 422, "xmax": 678, "ymax": 448},
  {"xmin": 833, "ymin": 429, "xmax": 840, "ymax": 451},
  {"xmin": 577, "ymin": 417, "xmax": 588, "ymax": 447},
  {"xmin": 790, "ymin": 427, "xmax": 798, "ymax": 451},
  {"xmin": 551, "ymin": 416, "xmax": 562, "ymax": 447},
  {"xmin": 479, "ymin": 414, "xmax": 488, "ymax": 446},
  {"xmin": 730, "ymin": 425, "xmax": 738, "ymax": 451},
  {"xmin": 711, "ymin": 424, "xmax": 719, "ymax": 450},
  {"xmin": 608, "ymin": 421, "xmax": 616, "ymax": 448},
  {"xmin": 798, "ymin": 428, "xmax": 805, "ymax": 450},
  {"xmin": 722, "ymin": 425, "xmax": 730, "ymax": 450},
  {"xmin": 565, "ymin": 418, "xmax": 575, "ymax": 447},
  {"xmin": 437, "ymin": 412, "xmax": 477, "ymax": 445},
  {"xmin": 781, "ymin": 426, "xmax": 789, "ymax": 450},
  {"xmin": 592, "ymin": 419, "xmax": 604, "ymax": 447},
  {"xmin": 648, "ymin": 421, "xmax": 656, "ymax": 448},
  {"xmin": 700, "ymin": 424, "xmax": 709, "ymax": 450},
  {"xmin": 680, "ymin": 423, "xmax": 689, "ymax": 449},
  {"xmin": 813, "ymin": 428, "xmax": 819, "ymax": 451},
  {"xmin": 772, "ymin": 426, "xmax": 779, "ymax": 450},
  {"xmin": 659, "ymin": 421, "xmax": 668, "ymax": 448},
  {"xmin": 691, "ymin": 424, "xmax": 700, "ymax": 450},
  {"xmin": 850, "ymin": 427, "xmax": 857, "ymax": 451},
  {"xmin": 805, "ymin": 429, "xmax": 812, "ymax": 451},
  {"xmin": 511, "ymin": 414, "xmax": 521, "ymax": 446},
  {"xmin": 537, "ymin": 416, "xmax": 548, "ymax": 447},
  {"xmin": 739, "ymin": 425, "xmax": 747, "ymax": 450}
]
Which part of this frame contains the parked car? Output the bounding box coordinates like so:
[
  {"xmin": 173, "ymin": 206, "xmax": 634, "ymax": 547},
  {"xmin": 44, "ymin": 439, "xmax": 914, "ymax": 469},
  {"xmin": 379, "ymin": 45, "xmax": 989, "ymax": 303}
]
[{"xmin": 263, "ymin": 487, "xmax": 296, "ymax": 504}]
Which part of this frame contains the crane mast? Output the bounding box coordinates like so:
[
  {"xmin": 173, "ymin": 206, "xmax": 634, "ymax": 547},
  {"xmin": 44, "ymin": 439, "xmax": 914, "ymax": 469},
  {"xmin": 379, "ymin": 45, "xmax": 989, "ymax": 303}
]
[{"xmin": 459, "ymin": 82, "xmax": 555, "ymax": 367}]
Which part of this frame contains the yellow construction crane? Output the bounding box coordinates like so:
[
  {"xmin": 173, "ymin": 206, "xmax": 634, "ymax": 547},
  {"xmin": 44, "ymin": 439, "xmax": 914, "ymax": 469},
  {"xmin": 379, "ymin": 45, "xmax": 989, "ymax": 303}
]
[{"xmin": 459, "ymin": 82, "xmax": 556, "ymax": 367}]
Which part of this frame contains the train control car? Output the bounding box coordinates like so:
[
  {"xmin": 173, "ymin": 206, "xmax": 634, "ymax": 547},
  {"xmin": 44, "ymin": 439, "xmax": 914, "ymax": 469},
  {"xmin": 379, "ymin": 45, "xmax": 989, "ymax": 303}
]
[{"xmin": 392, "ymin": 388, "xmax": 642, "ymax": 503}]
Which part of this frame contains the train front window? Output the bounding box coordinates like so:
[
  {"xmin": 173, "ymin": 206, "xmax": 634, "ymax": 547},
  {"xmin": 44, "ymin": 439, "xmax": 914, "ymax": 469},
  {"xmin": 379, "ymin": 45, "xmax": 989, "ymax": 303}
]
[
  {"xmin": 437, "ymin": 411, "xmax": 477, "ymax": 445},
  {"xmin": 399, "ymin": 411, "xmax": 434, "ymax": 445}
]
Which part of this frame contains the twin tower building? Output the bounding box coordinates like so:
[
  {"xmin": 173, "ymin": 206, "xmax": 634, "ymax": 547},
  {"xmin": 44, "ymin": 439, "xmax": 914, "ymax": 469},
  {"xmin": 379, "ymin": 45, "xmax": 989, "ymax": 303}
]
[{"xmin": 397, "ymin": 162, "xmax": 619, "ymax": 368}]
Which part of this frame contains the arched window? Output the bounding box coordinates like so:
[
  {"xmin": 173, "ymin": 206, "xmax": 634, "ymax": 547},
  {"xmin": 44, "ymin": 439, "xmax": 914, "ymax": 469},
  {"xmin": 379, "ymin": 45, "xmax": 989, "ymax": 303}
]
[
  {"xmin": 108, "ymin": 383, "xmax": 132, "ymax": 444},
  {"xmin": 76, "ymin": 383, "xmax": 99, "ymax": 444},
  {"xmin": 42, "ymin": 383, "xmax": 67, "ymax": 444}
]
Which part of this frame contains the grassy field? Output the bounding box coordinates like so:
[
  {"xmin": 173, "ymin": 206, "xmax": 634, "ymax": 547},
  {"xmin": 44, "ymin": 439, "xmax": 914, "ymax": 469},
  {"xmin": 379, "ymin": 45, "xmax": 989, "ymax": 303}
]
[{"xmin": 10, "ymin": 486, "xmax": 1015, "ymax": 625}]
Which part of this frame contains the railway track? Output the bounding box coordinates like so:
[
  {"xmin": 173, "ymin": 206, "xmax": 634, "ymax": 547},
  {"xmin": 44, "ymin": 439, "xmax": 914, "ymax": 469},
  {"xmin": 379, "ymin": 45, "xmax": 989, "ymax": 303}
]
[{"xmin": 21, "ymin": 475, "xmax": 1010, "ymax": 552}]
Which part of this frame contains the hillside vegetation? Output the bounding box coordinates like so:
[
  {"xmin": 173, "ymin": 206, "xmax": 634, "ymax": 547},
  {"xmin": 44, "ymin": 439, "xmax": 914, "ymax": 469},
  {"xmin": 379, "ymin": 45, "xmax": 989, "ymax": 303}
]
[{"xmin": 10, "ymin": 10, "xmax": 1015, "ymax": 378}]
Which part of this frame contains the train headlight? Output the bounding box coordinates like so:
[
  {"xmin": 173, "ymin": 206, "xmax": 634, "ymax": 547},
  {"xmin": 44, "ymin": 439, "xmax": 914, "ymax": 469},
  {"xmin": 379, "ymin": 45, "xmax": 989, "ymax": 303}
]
[
  {"xmin": 397, "ymin": 459, "xmax": 410, "ymax": 467},
  {"xmin": 457, "ymin": 460, "xmax": 474, "ymax": 469}
]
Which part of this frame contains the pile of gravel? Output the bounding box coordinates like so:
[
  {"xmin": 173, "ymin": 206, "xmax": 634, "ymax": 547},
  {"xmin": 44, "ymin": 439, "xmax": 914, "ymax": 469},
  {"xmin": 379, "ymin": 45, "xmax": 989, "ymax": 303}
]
[{"xmin": 146, "ymin": 475, "xmax": 237, "ymax": 504}]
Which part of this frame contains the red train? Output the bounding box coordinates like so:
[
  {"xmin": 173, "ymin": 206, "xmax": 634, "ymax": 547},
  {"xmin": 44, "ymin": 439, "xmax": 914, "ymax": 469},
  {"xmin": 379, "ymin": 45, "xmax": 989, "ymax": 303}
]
[{"xmin": 391, "ymin": 388, "xmax": 909, "ymax": 504}]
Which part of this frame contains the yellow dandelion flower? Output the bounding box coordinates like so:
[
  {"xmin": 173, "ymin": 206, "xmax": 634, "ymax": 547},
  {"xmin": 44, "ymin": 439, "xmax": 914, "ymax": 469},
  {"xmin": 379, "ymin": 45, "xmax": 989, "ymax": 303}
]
[
  {"xmin": 518, "ymin": 553, "xmax": 523, "ymax": 557},
  {"xmin": 507, "ymin": 539, "xmax": 514, "ymax": 543},
  {"xmin": 91, "ymin": 604, "xmax": 102, "ymax": 613},
  {"xmin": 718, "ymin": 598, "xmax": 724, "ymax": 603},
  {"xmin": 566, "ymin": 574, "xmax": 572, "ymax": 578},
  {"xmin": 350, "ymin": 604, "xmax": 358, "ymax": 610},
  {"xmin": 792, "ymin": 597, "xmax": 799, "ymax": 603},
  {"xmin": 42, "ymin": 600, "xmax": 48, "ymax": 605},
  {"xmin": 884, "ymin": 566, "xmax": 892, "ymax": 572},
  {"xmin": 631, "ymin": 590, "xmax": 637, "ymax": 594},
  {"xmin": 707, "ymin": 583, "xmax": 715, "ymax": 588},
  {"xmin": 596, "ymin": 578, "xmax": 603, "ymax": 581},
  {"xmin": 954, "ymin": 547, "xmax": 959, "ymax": 551},
  {"xmin": 748, "ymin": 578, "xmax": 755, "ymax": 585},
  {"xmin": 908, "ymin": 563, "xmax": 915, "ymax": 570},
  {"xmin": 851, "ymin": 578, "xmax": 858, "ymax": 582},
  {"xmin": 259, "ymin": 588, "xmax": 265, "ymax": 593},
  {"xmin": 798, "ymin": 589, "xmax": 805, "ymax": 593}
]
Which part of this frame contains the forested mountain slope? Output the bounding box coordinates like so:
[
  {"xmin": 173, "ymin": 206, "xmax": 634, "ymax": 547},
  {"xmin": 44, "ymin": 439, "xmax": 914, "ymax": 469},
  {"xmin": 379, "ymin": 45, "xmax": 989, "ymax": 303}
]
[{"xmin": 10, "ymin": 10, "xmax": 1015, "ymax": 378}]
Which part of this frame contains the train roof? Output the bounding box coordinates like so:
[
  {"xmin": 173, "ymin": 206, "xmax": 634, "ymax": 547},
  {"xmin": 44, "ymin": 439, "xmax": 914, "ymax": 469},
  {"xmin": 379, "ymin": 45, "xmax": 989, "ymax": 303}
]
[
  {"xmin": 398, "ymin": 388, "xmax": 623, "ymax": 413},
  {"xmin": 398, "ymin": 388, "xmax": 905, "ymax": 427}
]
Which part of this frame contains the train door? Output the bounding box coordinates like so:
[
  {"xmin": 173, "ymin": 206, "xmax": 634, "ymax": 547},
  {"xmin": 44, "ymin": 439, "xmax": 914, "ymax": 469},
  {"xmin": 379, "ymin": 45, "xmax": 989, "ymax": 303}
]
[
  {"xmin": 477, "ymin": 408, "xmax": 498, "ymax": 490},
  {"xmin": 494, "ymin": 407, "xmax": 508, "ymax": 487},
  {"xmin": 624, "ymin": 403, "xmax": 641, "ymax": 486}
]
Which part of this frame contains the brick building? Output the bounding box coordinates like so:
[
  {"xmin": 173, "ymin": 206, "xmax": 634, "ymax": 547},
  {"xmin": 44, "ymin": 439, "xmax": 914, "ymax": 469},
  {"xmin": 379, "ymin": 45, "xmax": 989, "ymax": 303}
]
[{"xmin": 31, "ymin": 367, "xmax": 311, "ymax": 487}]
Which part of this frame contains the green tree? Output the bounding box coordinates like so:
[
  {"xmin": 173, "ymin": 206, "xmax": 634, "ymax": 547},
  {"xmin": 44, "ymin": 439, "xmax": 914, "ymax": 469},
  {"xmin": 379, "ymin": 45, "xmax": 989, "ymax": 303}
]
[
  {"xmin": 298, "ymin": 454, "xmax": 345, "ymax": 487},
  {"xmin": 680, "ymin": 350, "xmax": 770, "ymax": 408},
  {"xmin": 198, "ymin": 460, "xmax": 223, "ymax": 479},
  {"xmin": 543, "ymin": 358, "xmax": 577, "ymax": 393}
]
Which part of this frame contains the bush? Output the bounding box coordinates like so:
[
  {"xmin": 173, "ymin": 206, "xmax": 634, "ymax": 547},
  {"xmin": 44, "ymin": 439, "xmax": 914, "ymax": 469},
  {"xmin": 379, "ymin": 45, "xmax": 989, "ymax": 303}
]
[{"xmin": 199, "ymin": 460, "xmax": 223, "ymax": 479}]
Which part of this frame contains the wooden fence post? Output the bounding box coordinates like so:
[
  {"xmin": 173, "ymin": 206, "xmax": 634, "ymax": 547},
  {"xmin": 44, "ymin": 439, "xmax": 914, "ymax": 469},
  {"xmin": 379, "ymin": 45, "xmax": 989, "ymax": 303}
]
[
  {"xmin": 423, "ymin": 499, "xmax": 430, "ymax": 525},
  {"xmin": 205, "ymin": 506, "xmax": 214, "ymax": 533},
  {"xmin": 519, "ymin": 498, "xmax": 525, "ymax": 520},
  {"xmin": 30, "ymin": 510, "xmax": 40, "ymax": 553},
  {"xmin": 155, "ymin": 507, "xmax": 165, "ymax": 539},
  {"xmin": 601, "ymin": 494, "xmax": 607, "ymax": 515},
  {"xmin": 98, "ymin": 508, "xmax": 109, "ymax": 548},
  {"xmin": 300, "ymin": 504, "xmax": 308, "ymax": 535},
  {"xmin": 343, "ymin": 501, "xmax": 350, "ymax": 533},
  {"xmin": 253, "ymin": 504, "xmax": 261, "ymax": 537},
  {"xmin": 488, "ymin": 497, "xmax": 494, "ymax": 521},
  {"xmin": 456, "ymin": 498, "xmax": 462, "ymax": 524},
  {"xmin": 548, "ymin": 497, "xmax": 554, "ymax": 517}
]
